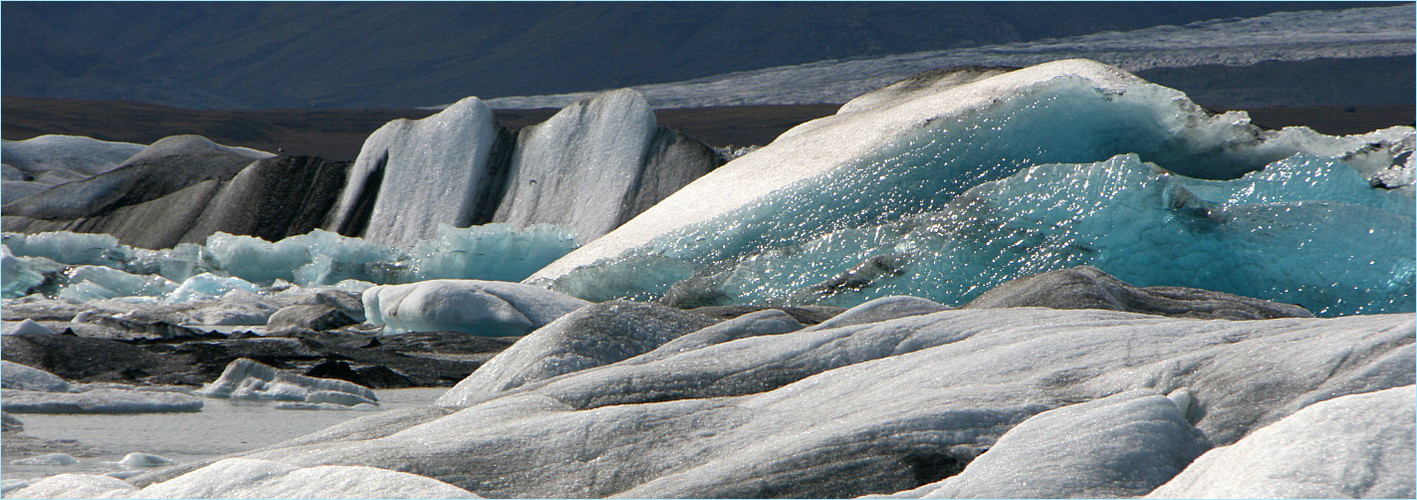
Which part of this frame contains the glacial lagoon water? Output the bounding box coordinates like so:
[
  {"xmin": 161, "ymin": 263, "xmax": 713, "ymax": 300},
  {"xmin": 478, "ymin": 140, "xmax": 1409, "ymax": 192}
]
[{"xmin": 3, "ymin": 388, "xmax": 446, "ymax": 482}]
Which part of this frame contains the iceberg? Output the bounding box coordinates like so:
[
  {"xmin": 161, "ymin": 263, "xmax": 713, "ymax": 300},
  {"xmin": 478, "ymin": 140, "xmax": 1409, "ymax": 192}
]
[
  {"xmin": 10, "ymin": 453, "xmax": 80, "ymax": 467},
  {"xmin": 196, "ymin": 358, "xmax": 378, "ymax": 407},
  {"xmin": 492, "ymin": 89, "xmax": 720, "ymax": 243},
  {"xmin": 362, "ymin": 279, "xmax": 589, "ymax": 336},
  {"xmin": 1, "ymin": 135, "xmax": 146, "ymax": 203},
  {"xmin": 109, "ymin": 453, "xmax": 178, "ymax": 470},
  {"xmin": 1, "ymin": 360, "xmax": 71, "ymax": 392},
  {"xmin": 531, "ymin": 60, "xmax": 1414, "ymax": 316},
  {"xmin": 2, "ymin": 388, "xmax": 203, "ymax": 414},
  {"xmin": 325, "ymin": 97, "xmax": 502, "ymax": 245}
]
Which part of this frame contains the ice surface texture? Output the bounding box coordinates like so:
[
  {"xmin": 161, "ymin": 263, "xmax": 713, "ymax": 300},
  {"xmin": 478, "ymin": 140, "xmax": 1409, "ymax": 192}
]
[
  {"xmin": 534, "ymin": 60, "xmax": 1414, "ymax": 316},
  {"xmin": 116, "ymin": 306, "xmax": 1411, "ymax": 498}
]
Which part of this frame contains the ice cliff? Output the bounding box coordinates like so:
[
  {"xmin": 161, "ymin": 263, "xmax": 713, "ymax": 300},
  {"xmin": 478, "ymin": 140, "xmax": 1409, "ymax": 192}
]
[{"xmin": 530, "ymin": 59, "xmax": 1415, "ymax": 317}]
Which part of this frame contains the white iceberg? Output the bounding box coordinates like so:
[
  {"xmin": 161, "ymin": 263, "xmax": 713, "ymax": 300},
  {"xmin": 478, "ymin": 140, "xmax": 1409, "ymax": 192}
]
[
  {"xmin": 326, "ymin": 97, "xmax": 501, "ymax": 246},
  {"xmin": 1, "ymin": 360, "xmax": 71, "ymax": 392},
  {"xmin": 196, "ymin": 358, "xmax": 377, "ymax": 407},
  {"xmin": 2, "ymin": 388, "xmax": 202, "ymax": 414},
  {"xmin": 362, "ymin": 279, "xmax": 588, "ymax": 336}
]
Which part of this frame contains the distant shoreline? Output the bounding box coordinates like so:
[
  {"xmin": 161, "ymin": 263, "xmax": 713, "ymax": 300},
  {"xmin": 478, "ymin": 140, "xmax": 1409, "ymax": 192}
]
[{"xmin": 2, "ymin": 97, "xmax": 1411, "ymax": 162}]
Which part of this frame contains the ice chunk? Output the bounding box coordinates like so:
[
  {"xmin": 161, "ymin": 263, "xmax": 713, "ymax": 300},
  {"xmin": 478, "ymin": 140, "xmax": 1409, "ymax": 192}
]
[
  {"xmin": 57, "ymin": 266, "xmax": 178, "ymax": 302},
  {"xmin": 531, "ymin": 60, "xmax": 1414, "ymax": 317},
  {"xmin": 196, "ymin": 358, "xmax": 377, "ymax": 407},
  {"xmin": 10, "ymin": 453, "xmax": 80, "ymax": 466},
  {"xmin": 5, "ymin": 318, "xmax": 56, "ymax": 336},
  {"xmin": 1, "ymin": 360, "xmax": 71, "ymax": 392},
  {"xmin": 0, "ymin": 245, "xmax": 53, "ymax": 298},
  {"xmin": 363, "ymin": 279, "xmax": 589, "ymax": 336},
  {"xmin": 2, "ymin": 388, "xmax": 202, "ymax": 413},
  {"xmin": 1148, "ymin": 385, "xmax": 1415, "ymax": 499},
  {"xmin": 110, "ymin": 453, "xmax": 177, "ymax": 469},
  {"xmin": 163, "ymin": 273, "xmax": 260, "ymax": 304},
  {"xmin": 2, "ymin": 223, "xmax": 579, "ymax": 302}
]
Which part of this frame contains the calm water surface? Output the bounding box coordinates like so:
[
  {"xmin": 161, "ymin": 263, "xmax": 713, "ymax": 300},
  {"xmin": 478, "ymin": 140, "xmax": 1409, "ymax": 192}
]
[{"xmin": 4, "ymin": 387, "xmax": 446, "ymax": 481}]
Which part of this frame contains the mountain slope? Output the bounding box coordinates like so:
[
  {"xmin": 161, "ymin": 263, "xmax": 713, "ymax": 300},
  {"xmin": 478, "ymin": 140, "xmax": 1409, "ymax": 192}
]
[{"xmin": 2, "ymin": 2, "xmax": 1391, "ymax": 109}]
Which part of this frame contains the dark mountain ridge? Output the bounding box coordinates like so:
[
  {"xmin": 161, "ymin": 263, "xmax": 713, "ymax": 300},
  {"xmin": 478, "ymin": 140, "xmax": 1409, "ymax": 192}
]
[{"xmin": 2, "ymin": 1, "xmax": 1389, "ymax": 109}]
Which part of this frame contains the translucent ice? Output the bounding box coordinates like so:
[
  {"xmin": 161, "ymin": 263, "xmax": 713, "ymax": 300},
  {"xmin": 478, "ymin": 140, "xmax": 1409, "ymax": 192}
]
[
  {"xmin": 2, "ymin": 223, "xmax": 577, "ymax": 301},
  {"xmin": 535, "ymin": 60, "xmax": 1414, "ymax": 316}
]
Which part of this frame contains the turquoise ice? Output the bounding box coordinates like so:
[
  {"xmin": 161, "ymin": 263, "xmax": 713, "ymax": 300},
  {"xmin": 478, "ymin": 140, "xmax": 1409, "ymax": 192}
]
[{"xmin": 545, "ymin": 78, "xmax": 1414, "ymax": 316}]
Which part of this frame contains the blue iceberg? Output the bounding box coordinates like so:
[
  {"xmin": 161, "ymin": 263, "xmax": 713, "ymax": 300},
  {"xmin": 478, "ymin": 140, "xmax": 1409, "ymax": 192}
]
[{"xmin": 537, "ymin": 62, "xmax": 1413, "ymax": 317}]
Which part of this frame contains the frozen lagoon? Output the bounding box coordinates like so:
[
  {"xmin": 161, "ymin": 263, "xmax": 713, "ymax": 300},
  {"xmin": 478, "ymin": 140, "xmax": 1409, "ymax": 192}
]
[{"xmin": 4, "ymin": 388, "xmax": 444, "ymax": 482}]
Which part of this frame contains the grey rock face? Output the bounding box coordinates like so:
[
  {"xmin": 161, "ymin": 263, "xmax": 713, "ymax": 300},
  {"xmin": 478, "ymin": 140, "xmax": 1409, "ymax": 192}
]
[{"xmin": 963, "ymin": 265, "xmax": 1314, "ymax": 320}]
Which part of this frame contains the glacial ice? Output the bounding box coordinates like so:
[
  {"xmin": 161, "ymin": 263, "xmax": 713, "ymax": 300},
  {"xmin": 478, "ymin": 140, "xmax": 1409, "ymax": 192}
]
[
  {"xmin": 326, "ymin": 97, "xmax": 501, "ymax": 246},
  {"xmin": 2, "ymin": 223, "xmax": 578, "ymax": 301},
  {"xmin": 492, "ymin": 88, "xmax": 659, "ymax": 242},
  {"xmin": 196, "ymin": 358, "xmax": 378, "ymax": 407},
  {"xmin": 1148, "ymin": 385, "xmax": 1415, "ymax": 499},
  {"xmin": 164, "ymin": 307, "xmax": 1410, "ymax": 498},
  {"xmin": 1, "ymin": 360, "xmax": 71, "ymax": 392},
  {"xmin": 880, "ymin": 390, "xmax": 1209, "ymax": 498},
  {"xmin": 435, "ymin": 300, "xmax": 717, "ymax": 406},
  {"xmin": 10, "ymin": 453, "xmax": 80, "ymax": 467},
  {"xmin": 533, "ymin": 60, "xmax": 1414, "ymax": 317},
  {"xmin": 1, "ymin": 135, "xmax": 146, "ymax": 203},
  {"xmin": 2, "ymin": 388, "xmax": 203, "ymax": 414},
  {"xmin": 109, "ymin": 453, "xmax": 177, "ymax": 470},
  {"xmin": 362, "ymin": 279, "xmax": 589, "ymax": 336},
  {"xmin": 7, "ymin": 458, "xmax": 481, "ymax": 499}
]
